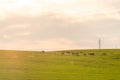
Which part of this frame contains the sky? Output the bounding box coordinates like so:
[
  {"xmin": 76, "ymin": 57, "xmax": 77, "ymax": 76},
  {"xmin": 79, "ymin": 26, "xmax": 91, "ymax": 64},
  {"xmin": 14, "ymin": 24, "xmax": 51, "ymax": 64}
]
[{"xmin": 0, "ymin": 0, "xmax": 120, "ymax": 51}]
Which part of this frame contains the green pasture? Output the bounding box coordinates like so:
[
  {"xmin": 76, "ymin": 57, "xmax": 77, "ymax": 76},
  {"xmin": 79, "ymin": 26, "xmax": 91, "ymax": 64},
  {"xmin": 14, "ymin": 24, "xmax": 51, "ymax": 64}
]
[{"xmin": 0, "ymin": 49, "xmax": 120, "ymax": 80}]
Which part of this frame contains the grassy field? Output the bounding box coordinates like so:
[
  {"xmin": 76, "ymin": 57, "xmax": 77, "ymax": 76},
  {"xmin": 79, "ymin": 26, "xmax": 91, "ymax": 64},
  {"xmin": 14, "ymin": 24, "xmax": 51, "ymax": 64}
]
[{"xmin": 0, "ymin": 49, "xmax": 120, "ymax": 80}]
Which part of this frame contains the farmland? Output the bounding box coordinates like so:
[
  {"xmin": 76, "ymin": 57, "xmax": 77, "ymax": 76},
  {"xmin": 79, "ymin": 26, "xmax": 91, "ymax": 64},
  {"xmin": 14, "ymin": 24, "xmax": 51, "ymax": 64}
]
[{"xmin": 0, "ymin": 49, "xmax": 120, "ymax": 80}]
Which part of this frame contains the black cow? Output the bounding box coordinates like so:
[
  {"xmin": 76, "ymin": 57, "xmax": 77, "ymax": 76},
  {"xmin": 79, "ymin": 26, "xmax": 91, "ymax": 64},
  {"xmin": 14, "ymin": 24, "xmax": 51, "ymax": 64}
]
[
  {"xmin": 88, "ymin": 53, "xmax": 95, "ymax": 56},
  {"xmin": 83, "ymin": 53, "xmax": 87, "ymax": 56}
]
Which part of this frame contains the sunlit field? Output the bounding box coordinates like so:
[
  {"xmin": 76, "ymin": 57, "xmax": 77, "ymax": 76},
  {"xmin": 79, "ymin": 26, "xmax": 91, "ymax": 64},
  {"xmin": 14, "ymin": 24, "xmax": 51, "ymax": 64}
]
[{"xmin": 0, "ymin": 49, "xmax": 120, "ymax": 80}]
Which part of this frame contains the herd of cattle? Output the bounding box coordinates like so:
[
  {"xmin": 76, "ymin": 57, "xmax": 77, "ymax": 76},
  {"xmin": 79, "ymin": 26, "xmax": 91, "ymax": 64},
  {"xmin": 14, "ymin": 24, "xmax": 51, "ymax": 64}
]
[
  {"xmin": 41, "ymin": 50, "xmax": 108, "ymax": 56},
  {"xmin": 60, "ymin": 51, "xmax": 107, "ymax": 56}
]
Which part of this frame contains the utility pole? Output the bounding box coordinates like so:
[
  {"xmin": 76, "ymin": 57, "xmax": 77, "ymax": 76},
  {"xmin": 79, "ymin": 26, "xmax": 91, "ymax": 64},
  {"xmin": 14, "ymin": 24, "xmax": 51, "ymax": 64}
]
[{"xmin": 98, "ymin": 38, "xmax": 101, "ymax": 49}]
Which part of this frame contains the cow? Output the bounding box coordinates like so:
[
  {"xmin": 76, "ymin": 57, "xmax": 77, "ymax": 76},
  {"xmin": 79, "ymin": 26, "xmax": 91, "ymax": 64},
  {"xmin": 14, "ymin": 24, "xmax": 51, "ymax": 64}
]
[
  {"xmin": 102, "ymin": 53, "xmax": 107, "ymax": 56},
  {"xmin": 88, "ymin": 53, "xmax": 95, "ymax": 56},
  {"xmin": 61, "ymin": 51, "xmax": 71, "ymax": 55},
  {"xmin": 41, "ymin": 51, "xmax": 45, "ymax": 53},
  {"xmin": 83, "ymin": 53, "xmax": 87, "ymax": 56},
  {"xmin": 61, "ymin": 52, "xmax": 64, "ymax": 55},
  {"xmin": 72, "ymin": 52, "xmax": 79, "ymax": 56}
]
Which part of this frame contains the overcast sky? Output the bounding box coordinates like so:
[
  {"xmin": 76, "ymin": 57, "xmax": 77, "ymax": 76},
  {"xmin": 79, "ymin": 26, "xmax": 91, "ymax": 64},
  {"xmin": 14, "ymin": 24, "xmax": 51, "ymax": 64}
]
[{"xmin": 0, "ymin": 0, "xmax": 120, "ymax": 51}]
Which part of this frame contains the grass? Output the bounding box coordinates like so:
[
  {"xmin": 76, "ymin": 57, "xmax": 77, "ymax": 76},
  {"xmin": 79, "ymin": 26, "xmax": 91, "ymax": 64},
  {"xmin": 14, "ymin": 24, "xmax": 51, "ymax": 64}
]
[{"xmin": 0, "ymin": 49, "xmax": 120, "ymax": 80}]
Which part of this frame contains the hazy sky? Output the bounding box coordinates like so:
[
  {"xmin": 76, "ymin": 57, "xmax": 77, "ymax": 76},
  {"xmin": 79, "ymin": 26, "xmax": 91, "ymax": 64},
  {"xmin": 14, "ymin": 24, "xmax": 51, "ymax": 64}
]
[{"xmin": 0, "ymin": 0, "xmax": 120, "ymax": 51}]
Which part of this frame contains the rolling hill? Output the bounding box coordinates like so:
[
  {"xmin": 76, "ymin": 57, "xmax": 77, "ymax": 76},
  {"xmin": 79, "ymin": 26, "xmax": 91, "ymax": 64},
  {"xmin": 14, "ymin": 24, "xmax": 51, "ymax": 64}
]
[{"xmin": 0, "ymin": 49, "xmax": 120, "ymax": 80}]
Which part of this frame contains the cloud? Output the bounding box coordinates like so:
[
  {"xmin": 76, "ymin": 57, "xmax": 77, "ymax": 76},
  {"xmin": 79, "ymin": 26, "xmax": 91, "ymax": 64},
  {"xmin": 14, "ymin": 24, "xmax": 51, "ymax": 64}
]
[
  {"xmin": 0, "ymin": 12, "xmax": 120, "ymax": 50},
  {"xmin": 1, "ymin": 0, "xmax": 120, "ymax": 18},
  {"xmin": 0, "ymin": 0, "xmax": 120, "ymax": 50}
]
